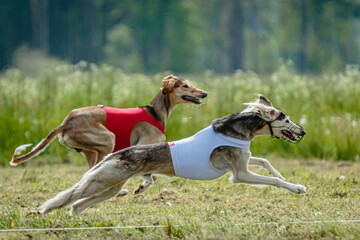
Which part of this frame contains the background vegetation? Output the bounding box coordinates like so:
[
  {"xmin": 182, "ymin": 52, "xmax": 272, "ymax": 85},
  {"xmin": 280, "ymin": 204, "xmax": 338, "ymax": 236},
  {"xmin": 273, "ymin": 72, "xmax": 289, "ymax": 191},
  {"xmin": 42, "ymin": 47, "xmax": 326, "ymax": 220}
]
[
  {"xmin": 1, "ymin": 1, "xmax": 360, "ymax": 238},
  {"xmin": 1, "ymin": 0, "xmax": 360, "ymax": 74},
  {"xmin": 1, "ymin": 59, "xmax": 360, "ymax": 164},
  {"xmin": 1, "ymin": 1, "xmax": 360, "ymax": 164}
]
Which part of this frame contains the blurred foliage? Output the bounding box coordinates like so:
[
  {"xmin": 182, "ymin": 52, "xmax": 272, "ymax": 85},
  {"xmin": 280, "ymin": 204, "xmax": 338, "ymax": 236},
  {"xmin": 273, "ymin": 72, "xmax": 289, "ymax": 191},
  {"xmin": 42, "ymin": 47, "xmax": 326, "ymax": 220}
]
[
  {"xmin": 0, "ymin": 0, "xmax": 360, "ymax": 74},
  {"xmin": 1, "ymin": 60, "xmax": 360, "ymax": 164}
]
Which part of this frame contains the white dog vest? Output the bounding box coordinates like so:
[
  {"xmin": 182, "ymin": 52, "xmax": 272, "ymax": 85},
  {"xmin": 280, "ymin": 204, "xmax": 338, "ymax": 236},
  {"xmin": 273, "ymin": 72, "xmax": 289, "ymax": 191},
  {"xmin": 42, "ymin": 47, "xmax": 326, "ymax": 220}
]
[{"xmin": 169, "ymin": 125, "xmax": 250, "ymax": 180}]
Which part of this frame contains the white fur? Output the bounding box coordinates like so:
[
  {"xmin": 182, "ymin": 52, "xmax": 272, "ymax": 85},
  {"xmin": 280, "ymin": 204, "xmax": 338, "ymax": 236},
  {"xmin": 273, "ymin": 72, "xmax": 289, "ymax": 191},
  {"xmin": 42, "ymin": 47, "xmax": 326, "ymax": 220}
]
[
  {"xmin": 10, "ymin": 144, "xmax": 33, "ymax": 166},
  {"xmin": 34, "ymin": 95, "xmax": 306, "ymax": 216},
  {"xmin": 13, "ymin": 143, "xmax": 32, "ymax": 156},
  {"xmin": 243, "ymin": 103, "xmax": 278, "ymax": 121}
]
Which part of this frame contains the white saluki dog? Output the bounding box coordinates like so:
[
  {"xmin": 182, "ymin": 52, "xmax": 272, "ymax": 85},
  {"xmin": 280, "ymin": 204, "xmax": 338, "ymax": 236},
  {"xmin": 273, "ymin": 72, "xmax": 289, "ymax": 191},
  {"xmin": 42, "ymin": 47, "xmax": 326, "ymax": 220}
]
[{"xmin": 35, "ymin": 95, "xmax": 306, "ymax": 215}]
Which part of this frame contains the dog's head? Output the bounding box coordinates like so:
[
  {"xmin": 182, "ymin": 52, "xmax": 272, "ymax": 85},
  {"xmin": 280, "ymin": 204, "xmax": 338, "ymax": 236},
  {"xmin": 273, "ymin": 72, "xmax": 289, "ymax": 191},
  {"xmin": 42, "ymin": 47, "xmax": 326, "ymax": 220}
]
[
  {"xmin": 161, "ymin": 75, "xmax": 207, "ymax": 105},
  {"xmin": 245, "ymin": 95, "xmax": 306, "ymax": 143}
]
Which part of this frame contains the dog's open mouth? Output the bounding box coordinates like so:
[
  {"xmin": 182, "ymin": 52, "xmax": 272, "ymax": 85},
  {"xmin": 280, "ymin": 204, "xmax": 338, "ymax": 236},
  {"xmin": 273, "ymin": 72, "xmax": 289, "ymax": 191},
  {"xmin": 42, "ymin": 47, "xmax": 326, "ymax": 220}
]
[
  {"xmin": 182, "ymin": 95, "xmax": 202, "ymax": 104},
  {"xmin": 281, "ymin": 130, "xmax": 301, "ymax": 142}
]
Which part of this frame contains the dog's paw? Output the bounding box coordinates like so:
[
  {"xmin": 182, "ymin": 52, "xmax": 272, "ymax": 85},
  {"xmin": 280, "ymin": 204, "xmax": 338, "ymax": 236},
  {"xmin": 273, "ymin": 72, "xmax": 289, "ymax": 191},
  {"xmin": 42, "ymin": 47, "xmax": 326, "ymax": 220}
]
[
  {"xmin": 116, "ymin": 189, "xmax": 129, "ymax": 197},
  {"xmin": 294, "ymin": 184, "xmax": 306, "ymax": 194},
  {"xmin": 133, "ymin": 186, "xmax": 143, "ymax": 195},
  {"xmin": 28, "ymin": 210, "xmax": 42, "ymax": 216},
  {"xmin": 133, "ymin": 184, "xmax": 150, "ymax": 195},
  {"xmin": 69, "ymin": 206, "xmax": 78, "ymax": 216}
]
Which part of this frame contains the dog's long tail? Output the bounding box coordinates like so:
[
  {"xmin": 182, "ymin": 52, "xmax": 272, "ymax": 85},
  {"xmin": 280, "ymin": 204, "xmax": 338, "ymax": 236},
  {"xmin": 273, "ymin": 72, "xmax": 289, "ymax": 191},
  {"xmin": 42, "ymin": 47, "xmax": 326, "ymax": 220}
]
[{"xmin": 10, "ymin": 125, "xmax": 65, "ymax": 166}]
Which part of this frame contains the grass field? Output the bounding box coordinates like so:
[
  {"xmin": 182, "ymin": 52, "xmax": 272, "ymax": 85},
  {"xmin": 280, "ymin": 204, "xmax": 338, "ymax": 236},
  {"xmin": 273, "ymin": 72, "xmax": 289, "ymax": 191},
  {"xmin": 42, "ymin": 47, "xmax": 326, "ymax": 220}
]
[
  {"xmin": 0, "ymin": 158, "xmax": 359, "ymax": 239},
  {"xmin": 1, "ymin": 62, "xmax": 360, "ymax": 238},
  {"xmin": 1, "ymin": 61, "xmax": 360, "ymax": 163}
]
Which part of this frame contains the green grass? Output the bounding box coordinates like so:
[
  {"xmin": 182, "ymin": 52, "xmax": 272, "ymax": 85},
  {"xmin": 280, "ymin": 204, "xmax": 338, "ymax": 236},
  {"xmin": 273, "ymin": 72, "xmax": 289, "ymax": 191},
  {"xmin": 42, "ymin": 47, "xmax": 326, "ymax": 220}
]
[
  {"xmin": 0, "ymin": 158, "xmax": 359, "ymax": 239},
  {"xmin": 1, "ymin": 62, "xmax": 359, "ymax": 238},
  {"xmin": 1, "ymin": 62, "xmax": 360, "ymax": 164}
]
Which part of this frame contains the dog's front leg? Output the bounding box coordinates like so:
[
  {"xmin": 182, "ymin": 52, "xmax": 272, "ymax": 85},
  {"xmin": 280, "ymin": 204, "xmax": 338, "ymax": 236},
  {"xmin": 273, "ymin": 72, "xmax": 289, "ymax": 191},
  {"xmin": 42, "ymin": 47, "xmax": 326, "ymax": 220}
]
[
  {"xmin": 227, "ymin": 149, "xmax": 251, "ymax": 183},
  {"xmin": 249, "ymin": 157, "xmax": 286, "ymax": 180},
  {"xmin": 235, "ymin": 170, "xmax": 306, "ymax": 194},
  {"xmin": 227, "ymin": 149, "xmax": 305, "ymax": 194}
]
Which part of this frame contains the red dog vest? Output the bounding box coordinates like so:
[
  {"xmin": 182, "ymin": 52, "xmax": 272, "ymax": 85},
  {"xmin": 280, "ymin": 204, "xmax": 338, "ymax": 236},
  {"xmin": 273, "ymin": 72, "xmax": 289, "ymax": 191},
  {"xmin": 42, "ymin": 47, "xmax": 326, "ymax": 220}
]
[{"xmin": 100, "ymin": 106, "xmax": 165, "ymax": 152}]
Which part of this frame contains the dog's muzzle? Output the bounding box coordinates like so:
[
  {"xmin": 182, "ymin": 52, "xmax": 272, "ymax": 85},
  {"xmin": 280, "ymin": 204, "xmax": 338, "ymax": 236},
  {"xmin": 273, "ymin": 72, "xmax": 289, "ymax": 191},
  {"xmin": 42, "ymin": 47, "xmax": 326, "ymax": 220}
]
[{"xmin": 267, "ymin": 122, "xmax": 305, "ymax": 143}]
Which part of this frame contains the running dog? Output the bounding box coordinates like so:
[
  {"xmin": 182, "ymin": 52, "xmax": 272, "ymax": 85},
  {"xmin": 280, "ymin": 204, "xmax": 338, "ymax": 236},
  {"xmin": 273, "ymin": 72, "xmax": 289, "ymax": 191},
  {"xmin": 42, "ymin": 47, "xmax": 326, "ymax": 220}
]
[
  {"xmin": 35, "ymin": 95, "xmax": 306, "ymax": 215},
  {"xmin": 10, "ymin": 75, "xmax": 207, "ymax": 168}
]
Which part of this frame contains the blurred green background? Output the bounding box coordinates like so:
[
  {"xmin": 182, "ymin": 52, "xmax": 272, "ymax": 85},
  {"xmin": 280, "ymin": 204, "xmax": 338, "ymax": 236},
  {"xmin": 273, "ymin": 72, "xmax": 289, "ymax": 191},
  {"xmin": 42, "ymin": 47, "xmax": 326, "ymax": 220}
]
[
  {"xmin": 2, "ymin": 0, "xmax": 360, "ymax": 74},
  {"xmin": 1, "ymin": 0, "xmax": 360, "ymax": 164}
]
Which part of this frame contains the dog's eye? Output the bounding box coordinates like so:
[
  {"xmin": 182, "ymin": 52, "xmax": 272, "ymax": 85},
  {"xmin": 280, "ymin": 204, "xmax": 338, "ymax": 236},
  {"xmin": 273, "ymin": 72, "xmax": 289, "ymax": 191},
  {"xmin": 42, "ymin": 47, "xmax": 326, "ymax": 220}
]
[
  {"xmin": 285, "ymin": 120, "xmax": 290, "ymax": 123},
  {"xmin": 183, "ymin": 85, "xmax": 189, "ymax": 88}
]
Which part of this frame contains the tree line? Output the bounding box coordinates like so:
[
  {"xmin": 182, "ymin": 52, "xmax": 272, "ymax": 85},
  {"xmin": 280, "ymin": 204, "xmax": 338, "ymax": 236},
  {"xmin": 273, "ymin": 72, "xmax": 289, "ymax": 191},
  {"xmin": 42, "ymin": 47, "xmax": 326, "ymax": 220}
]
[{"xmin": 1, "ymin": 0, "xmax": 360, "ymax": 74}]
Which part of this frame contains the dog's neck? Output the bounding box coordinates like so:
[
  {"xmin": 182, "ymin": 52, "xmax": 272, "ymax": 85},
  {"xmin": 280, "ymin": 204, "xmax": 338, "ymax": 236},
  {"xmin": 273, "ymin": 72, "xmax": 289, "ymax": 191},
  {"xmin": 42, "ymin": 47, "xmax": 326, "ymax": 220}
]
[
  {"xmin": 212, "ymin": 112, "xmax": 270, "ymax": 141},
  {"xmin": 140, "ymin": 91, "xmax": 177, "ymax": 128}
]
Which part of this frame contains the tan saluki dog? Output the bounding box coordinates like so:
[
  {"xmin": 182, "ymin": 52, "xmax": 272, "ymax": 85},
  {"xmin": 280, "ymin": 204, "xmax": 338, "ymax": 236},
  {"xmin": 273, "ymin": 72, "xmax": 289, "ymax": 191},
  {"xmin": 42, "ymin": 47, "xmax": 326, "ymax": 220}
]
[
  {"xmin": 35, "ymin": 95, "xmax": 306, "ymax": 215},
  {"xmin": 10, "ymin": 75, "xmax": 207, "ymax": 168}
]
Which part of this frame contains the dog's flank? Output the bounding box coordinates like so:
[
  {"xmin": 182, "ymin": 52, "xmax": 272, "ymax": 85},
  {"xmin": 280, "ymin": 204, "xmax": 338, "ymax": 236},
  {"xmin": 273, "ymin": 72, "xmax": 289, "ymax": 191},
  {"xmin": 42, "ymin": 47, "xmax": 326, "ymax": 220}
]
[
  {"xmin": 11, "ymin": 75, "xmax": 207, "ymax": 167},
  {"xmin": 35, "ymin": 95, "xmax": 306, "ymax": 215}
]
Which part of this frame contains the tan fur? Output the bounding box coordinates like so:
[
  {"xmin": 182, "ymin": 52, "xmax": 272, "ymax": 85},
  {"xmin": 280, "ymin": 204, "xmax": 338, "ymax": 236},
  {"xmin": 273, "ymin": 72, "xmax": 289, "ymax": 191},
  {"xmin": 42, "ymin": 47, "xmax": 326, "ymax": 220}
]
[
  {"xmin": 35, "ymin": 95, "xmax": 306, "ymax": 215},
  {"xmin": 10, "ymin": 74, "xmax": 207, "ymax": 167}
]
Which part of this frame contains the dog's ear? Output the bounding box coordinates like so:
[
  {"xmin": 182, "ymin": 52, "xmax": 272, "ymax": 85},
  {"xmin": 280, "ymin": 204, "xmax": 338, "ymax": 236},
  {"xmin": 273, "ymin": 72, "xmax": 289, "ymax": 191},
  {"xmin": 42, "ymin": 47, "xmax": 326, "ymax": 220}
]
[
  {"xmin": 264, "ymin": 107, "xmax": 277, "ymax": 121},
  {"xmin": 260, "ymin": 106, "xmax": 279, "ymax": 121},
  {"xmin": 161, "ymin": 75, "xmax": 177, "ymax": 94},
  {"xmin": 246, "ymin": 102, "xmax": 278, "ymax": 121},
  {"xmin": 257, "ymin": 94, "xmax": 273, "ymax": 107}
]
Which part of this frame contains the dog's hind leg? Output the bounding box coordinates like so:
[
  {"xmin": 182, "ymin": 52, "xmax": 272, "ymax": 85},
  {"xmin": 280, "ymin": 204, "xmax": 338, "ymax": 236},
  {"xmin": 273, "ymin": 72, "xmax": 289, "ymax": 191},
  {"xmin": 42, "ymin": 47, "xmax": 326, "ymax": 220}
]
[
  {"xmin": 61, "ymin": 123, "xmax": 115, "ymax": 167},
  {"xmin": 82, "ymin": 150, "xmax": 98, "ymax": 168},
  {"xmin": 37, "ymin": 159, "xmax": 133, "ymax": 215},
  {"xmin": 133, "ymin": 175, "xmax": 157, "ymax": 195},
  {"xmin": 37, "ymin": 176, "xmax": 109, "ymax": 215},
  {"xmin": 249, "ymin": 157, "xmax": 286, "ymax": 180},
  {"xmin": 71, "ymin": 181, "xmax": 127, "ymax": 214},
  {"xmin": 37, "ymin": 181, "xmax": 86, "ymax": 215},
  {"xmin": 116, "ymin": 174, "xmax": 156, "ymax": 197}
]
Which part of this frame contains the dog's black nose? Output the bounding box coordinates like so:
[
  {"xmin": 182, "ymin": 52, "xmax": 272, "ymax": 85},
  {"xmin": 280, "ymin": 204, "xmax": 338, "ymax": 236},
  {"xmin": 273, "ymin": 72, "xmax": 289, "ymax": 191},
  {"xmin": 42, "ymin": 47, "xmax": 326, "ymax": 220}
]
[
  {"xmin": 202, "ymin": 92, "xmax": 208, "ymax": 98},
  {"xmin": 301, "ymin": 129, "xmax": 306, "ymax": 136}
]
